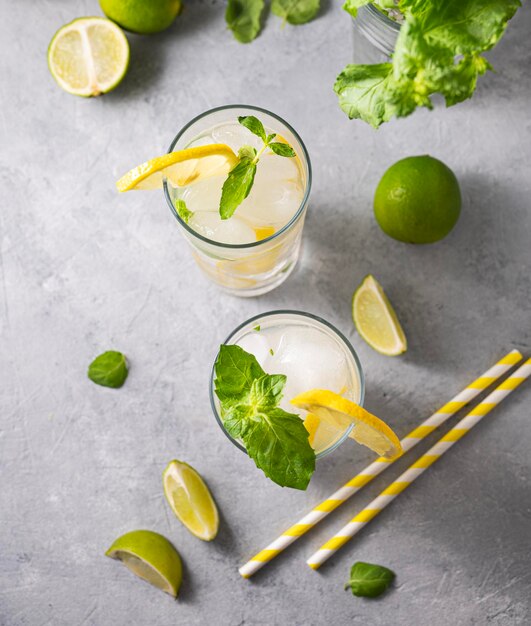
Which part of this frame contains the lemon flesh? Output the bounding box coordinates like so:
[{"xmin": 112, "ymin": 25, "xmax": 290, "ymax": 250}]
[
  {"xmin": 105, "ymin": 530, "xmax": 182, "ymax": 597},
  {"xmin": 116, "ymin": 145, "xmax": 238, "ymax": 191},
  {"xmin": 48, "ymin": 18, "xmax": 129, "ymax": 97},
  {"xmin": 353, "ymin": 274, "xmax": 407, "ymax": 356},
  {"xmin": 163, "ymin": 460, "xmax": 219, "ymax": 541},
  {"xmin": 291, "ymin": 390, "xmax": 402, "ymax": 459},
  {"xmin": 303, "ymin": 413, "xmax": 320, "ymax": 448}
]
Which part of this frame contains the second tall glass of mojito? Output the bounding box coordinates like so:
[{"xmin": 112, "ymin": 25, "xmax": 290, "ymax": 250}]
[{"xmin": 163, "ymin": 105, "xmax": 311, "ymax": 297}]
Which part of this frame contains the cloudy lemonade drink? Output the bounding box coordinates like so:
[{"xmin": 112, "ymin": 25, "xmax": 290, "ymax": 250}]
[
  {"xmin": 211, "ymin": 311, "xmax": 364, "ymax": 457},
  {"xmin": 164, "ymin": 106, "xmax": 311, "ymax": 296}
]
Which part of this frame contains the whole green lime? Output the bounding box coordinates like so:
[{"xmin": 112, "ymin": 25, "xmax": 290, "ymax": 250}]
[
  {"xmin": 99, "ymin": 0, "xmax": 182, "ymax": 34},
  {"xmin": 374, "ymin": 155, "xmax": 461, "ymax": 244}
]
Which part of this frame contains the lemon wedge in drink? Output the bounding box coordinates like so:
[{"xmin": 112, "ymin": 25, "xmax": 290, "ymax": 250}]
[
  {"xmin": 291, "ymin": 390, "xmax": 402, "ymax": 459},
  {"xmin": 48, "ymin": 18, "xmax": 130, "ymax": 97},
  {"xmin": 352, "ymin": 275, "xmax": 407, "ymax": 356},
  {"xmin": 105, "ymin": 530, "xmax": 182, "ymax": 597},
  {"xmin": 116, "ymin": 145, "xmax": 238, "ymax": 191},
  {"xmin": 163, "ymin": 460, "xmax": 219, "ymax": 541},
  {"xmin": 303, "ymin": 413, "xmax": 320, "ymax": 447}
]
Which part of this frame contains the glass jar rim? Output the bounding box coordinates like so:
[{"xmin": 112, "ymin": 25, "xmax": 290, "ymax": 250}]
[
  {"xmin": 209, "ymin": 310, "xmax": 365, "ymax": 460},
  {"xmin": 162, "ymin": 104, "xmax": 312, "ymax": 250},
  {"xmin": 363, "ymin": 3, "xmax": 402, "ymax": 32}
]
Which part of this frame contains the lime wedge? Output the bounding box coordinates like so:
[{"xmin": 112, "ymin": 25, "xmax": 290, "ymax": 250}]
[
  {"xmin": 352, "ymin": 275, "xmax": 407, "ymax": 356},
  {"xmin": 106, "ymin": 530, "xmax": 182, "ymax": 597},
  {"xmin": 163, "ymin": 460, "xmax": 219, "ymax": 541},
  {"xmin": 48, "ymin": 17, "xmax": 129, "ymax": 97}
]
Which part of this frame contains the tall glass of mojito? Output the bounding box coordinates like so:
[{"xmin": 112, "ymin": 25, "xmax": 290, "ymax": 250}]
[
  {"xmin": 210, "ymin": 311, "xmax": 366, "ymax": 488},
  {"xmin": 163, "ymin": 106, "xmax": 311, "ymax": 297}
]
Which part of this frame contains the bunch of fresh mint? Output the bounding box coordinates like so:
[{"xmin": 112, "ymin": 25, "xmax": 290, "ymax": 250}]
[
  {"xmin": 214, "ymin": 344, "xmax": 315, "ymax": 490},
  {"xmin": 337, "ymin": 0, "xmax": 521, "ymax": 127},
  {"xmin": 226, "ymin": 0, "xmax": 321, "ymax": 43}
]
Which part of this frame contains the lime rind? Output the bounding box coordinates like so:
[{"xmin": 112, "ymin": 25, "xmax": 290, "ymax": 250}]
[
  {"xmin": 353, "ymin": 275, "xmax": 407, "ymax": 356},
  {"xmin": 48, "ymin": 17, "xmax": 129, "ymax": 97},
  {"xmin": 105, "ymin": 530, "xmax": 182, "ymax": 597}
]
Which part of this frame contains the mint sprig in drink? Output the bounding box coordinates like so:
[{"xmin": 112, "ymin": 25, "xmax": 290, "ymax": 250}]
[
  {"xmin": 164, "ymin": 106, "xmax": 311, "ymax": 297},
  {"xmin": 211, "ymin": 311, "xmax": 365, "ymax": 489}
]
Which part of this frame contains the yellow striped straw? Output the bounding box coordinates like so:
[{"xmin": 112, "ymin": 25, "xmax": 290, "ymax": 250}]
[
  {"xmin": 307, "ymin": 356, "xmax": 531, "ymax": 570},
  {"xmin": 238, "ymin": 349, "xmax": 522, "ymax": 578}
]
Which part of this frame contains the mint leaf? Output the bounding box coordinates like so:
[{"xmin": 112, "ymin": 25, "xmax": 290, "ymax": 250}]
[
  {"xmin": 242, "ymin": 407, "xmax": 315, "ymax": 489},
  {"xmin": 238, "ymin": 115, "xmax": 266, "ymax": 142},
  {"xmin": 226, "ymin": 0, "xmax": 265, "ymax": 43},
  {"xmin": 334, "ymin": 63, "xmax": 396, "ymax": 128},
  {"xmin": 336, "ymin": 0, "xmax": 521, "ymax": 125},
  {"xmin": 345, "ymin": 562, "xmax": 395, "ymax": 598},
  {"xmin": 214, "ymin": 344, "xmax": 265, "ymax": 407},
  {"xmin": 272, "ymin": 0, "xmax": 320, "ymax": 25},
  {"xmin": 249, "ymin": 374, "xmax": 286, "ymax": 408},
  {"xmin": 219, "ymin": 156, "xmax": 257, "ymax": 220},
  {"xmin": 219, "ymin": 115, "xmax": 297, "ymax": 218},
  {"xmin": 174, "ymin": 198, "xmax": 194, "ymax": 224},
  {"xmin": 214, "ymin": 345, "xmax": 315, "ymax": 489},
  {"xmin": 88, "ymin": 351, "xmax": 128, "ymax": 388},
  {"xmin": 269, "ymin": 142, "xmax": 296, "ymax": 158}
]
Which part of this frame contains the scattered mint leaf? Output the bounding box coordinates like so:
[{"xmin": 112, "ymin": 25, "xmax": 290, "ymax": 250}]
[
  {"xmin": 174, "ymin": 198, "xmax": 194, "ymax": 224},
  {"xmin": 226, "ymin": 0, "xmax": 265, "ymax": 43},
  {"xmin": 88, "ymin": 351, "xmax": 128, "ymax": 388},
  {"xmin": 345, "ymin": 562, "xmax": 395, "ymax": 598},
  {"xmin": 269, "ymin": 142, "xmax": 296, "ymax": 158},
  {"xmin": 253, "ymin": 325, "xmax": 261, "ymax": 332},
  {"xmin": 238, "ymin": 115, "xmax": 266, "ymax": 142},
  {"xmin": 219, "ymin": 156, "xmax": 257, "ymax": 220},
  {"xmin": 218, "ymin": 116, "xmax": 297, "ymax": 218},
  {"xmin": 214, "ymin": 345, "xmax": 315, "ymax": 489},
  {"xmin": 336, "ymin": 0, "xmax": 521, "ymax": 126},
  {"xmin": 272, "ymin": 0, "xmax": 320, "ymax": 25}
]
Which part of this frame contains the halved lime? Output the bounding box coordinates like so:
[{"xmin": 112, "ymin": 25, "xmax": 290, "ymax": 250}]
[
  {"xmin": 48, "ymin": 17, "xmax": 129, "ymax": 97},
  {"xmin": 163, "ymin": 460, "xmax": 219, "ymax": 541},
  {"xmin": 105, "ymin": 530, "xmax": 182, "ymax": 597},
  {"xmin": 353, "ymin": 275, "xmax": 407, "ymax": 356}
]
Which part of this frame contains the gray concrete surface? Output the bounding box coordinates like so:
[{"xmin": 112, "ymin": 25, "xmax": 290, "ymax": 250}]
[{"xmin": 1, "ymin": 1, "xmax": 531, "ymax": 624}]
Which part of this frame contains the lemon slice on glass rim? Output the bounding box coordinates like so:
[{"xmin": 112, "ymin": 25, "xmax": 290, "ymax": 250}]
[
  {"xmin": 291, "ymin": 389, "xmax": 402, "ymax": 459},
  {"xmin": 116, "ymin": 144, "xmax": 238, "ymax": 191}
]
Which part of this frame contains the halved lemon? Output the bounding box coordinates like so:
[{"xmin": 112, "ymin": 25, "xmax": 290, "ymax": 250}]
[
  {"xmin": 291, "ymin": 390, "xmax": 402, "ymax": 459},
  {"xmin": 105, "ymin": 530, "xmax": 182, "ymax": 597},
  {"xmin": 353, "ymin": 274, "xmax": 407, "ymax": 356},
  {"xmin": 116, "ymin": 145, "xmax": 238, "ymax": 191},
  {"xmin": 163, "ymin": 460, "xmax": 219, "ymax": 541},
  {"xmin": 48, "ymin": 17, "xmax": 129, "ymax": 97}
]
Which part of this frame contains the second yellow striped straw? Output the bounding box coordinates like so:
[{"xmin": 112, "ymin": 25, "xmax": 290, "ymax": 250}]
[
  {"xmin": 306, "ymin": 357, "xmax": 531, "ymax": 569},
  {"xmin": 238, "ymin": 350, "xmax": 522, "ymax": 578}
]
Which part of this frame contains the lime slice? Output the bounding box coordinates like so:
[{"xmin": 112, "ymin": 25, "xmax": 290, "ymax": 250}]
[
  {"xmin": 352, "ymin": 274, "xmax": 407, "ymax": 356},
  {"xmin": 116, "ymin": 145, "xmax": 238, "ymax": 191},
  {"xmin": 48, "ymin": 17, "xmax": 129, "ymax": 97},
  {"xmin": 105, "ymin": 530, "xmax": 182, "ymax": 597},
  {"xmin": 291, "ymin": 390, "xmax": 402, "ymax": 459},
  {"xmin": 163, "ymin": 460, "xmax": 219, "ymax": 541}
]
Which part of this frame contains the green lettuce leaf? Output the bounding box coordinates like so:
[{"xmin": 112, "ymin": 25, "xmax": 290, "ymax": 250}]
[{"xmin": 272, "ymin": 0, "xmax": 321, "ymax": 25}]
